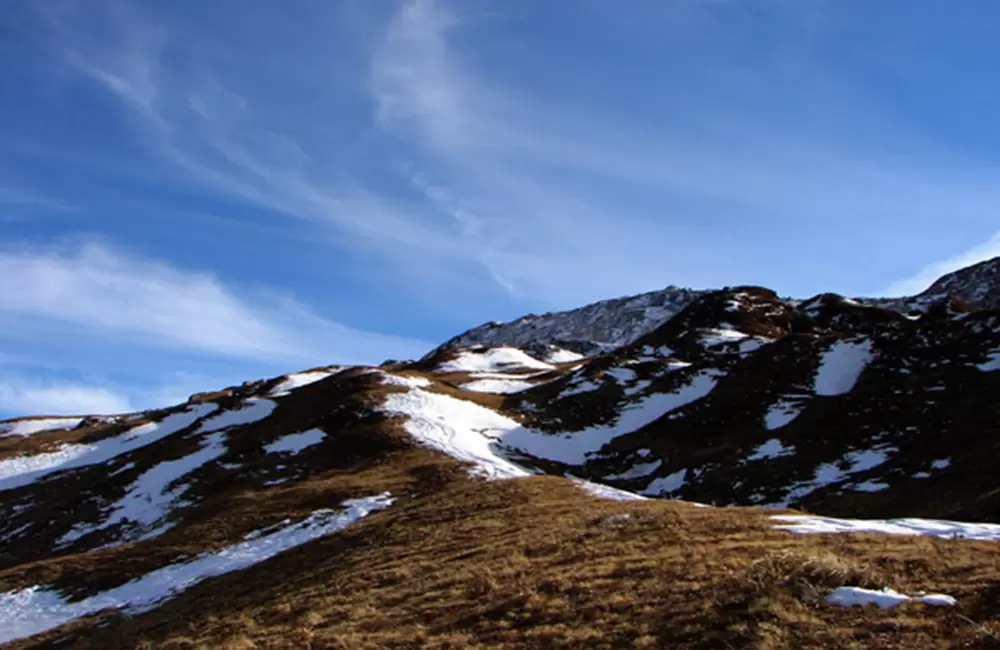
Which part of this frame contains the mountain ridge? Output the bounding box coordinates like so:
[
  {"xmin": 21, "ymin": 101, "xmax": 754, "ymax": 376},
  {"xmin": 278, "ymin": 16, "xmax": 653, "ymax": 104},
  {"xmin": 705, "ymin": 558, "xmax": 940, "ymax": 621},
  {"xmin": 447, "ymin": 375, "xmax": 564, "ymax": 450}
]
[
  {"xmin": 432, "ymin": 255, "xmax": 1000, "ymax": 357},
  {"xmin": 3, "ymin": 256, "xmax": 1000, "ymax": 647}
]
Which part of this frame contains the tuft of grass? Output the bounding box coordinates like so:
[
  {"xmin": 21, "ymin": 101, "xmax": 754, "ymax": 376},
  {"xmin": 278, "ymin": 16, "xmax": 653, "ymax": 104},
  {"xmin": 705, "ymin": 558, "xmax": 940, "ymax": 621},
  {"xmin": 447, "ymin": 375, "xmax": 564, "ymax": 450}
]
[{"xmin": 739, "ymin": 549, "xmax": 884, "ymax": 604}]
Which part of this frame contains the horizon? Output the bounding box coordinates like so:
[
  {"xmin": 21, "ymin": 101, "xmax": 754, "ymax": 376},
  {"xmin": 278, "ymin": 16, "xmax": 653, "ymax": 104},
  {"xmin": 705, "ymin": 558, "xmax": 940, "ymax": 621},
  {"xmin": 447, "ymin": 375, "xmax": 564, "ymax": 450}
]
[{"xmin": 4, "ymin": 0, "xmax": 1000, "ymax": 417}]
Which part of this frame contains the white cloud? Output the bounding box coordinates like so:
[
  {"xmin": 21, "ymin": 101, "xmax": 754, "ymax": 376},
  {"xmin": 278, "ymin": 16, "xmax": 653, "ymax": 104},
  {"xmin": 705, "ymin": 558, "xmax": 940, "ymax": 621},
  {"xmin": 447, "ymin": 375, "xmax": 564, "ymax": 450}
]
[
  {"xmin": 371, "ymin": 0, "xmax": 471, "ymax": 148},
  {"xmin": 0, "ymin": 380, "xmax": 132, "ymax": 416},
  {"xmin": 0, "ymin": 242, "xmax": 431, "ymax": 365},
  {"xmin": 880, "ymin": 232, "xmax": 1000, "ymax": 297}
]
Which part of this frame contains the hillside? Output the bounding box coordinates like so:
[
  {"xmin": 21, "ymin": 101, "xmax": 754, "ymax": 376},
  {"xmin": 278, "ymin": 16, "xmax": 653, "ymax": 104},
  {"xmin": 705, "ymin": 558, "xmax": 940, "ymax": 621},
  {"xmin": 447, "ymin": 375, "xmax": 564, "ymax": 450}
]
[{"xmin": 2, "ymin": 261, "xmax": 1000, "ymax": 647}]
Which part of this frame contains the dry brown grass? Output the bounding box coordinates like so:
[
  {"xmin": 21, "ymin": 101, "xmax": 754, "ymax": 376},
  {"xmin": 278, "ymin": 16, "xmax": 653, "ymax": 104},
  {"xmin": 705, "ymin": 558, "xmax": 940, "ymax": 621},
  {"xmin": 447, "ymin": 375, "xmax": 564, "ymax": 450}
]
[
  {"xmin": 738, "ymin": 548, "xmax": 884, "ymax": 603},
  {"xmin": 7, "ymin": 475, "xmax": 997, "ymax": 650}
]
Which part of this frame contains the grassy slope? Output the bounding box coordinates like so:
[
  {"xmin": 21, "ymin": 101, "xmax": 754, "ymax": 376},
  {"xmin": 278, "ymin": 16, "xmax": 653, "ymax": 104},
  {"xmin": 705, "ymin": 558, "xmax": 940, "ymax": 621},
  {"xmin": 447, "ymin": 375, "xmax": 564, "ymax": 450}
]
[{"xmin": 12, "ymin": 475, "xmax": 1000, "ymax": 650}]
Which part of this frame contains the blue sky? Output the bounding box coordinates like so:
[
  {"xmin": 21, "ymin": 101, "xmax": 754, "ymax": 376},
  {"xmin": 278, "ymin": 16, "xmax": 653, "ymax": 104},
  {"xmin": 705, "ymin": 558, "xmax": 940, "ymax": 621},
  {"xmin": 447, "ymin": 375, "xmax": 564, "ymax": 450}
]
[{"xmin": 3, "ymin": 0, "xmax": 1000, "ymax": 417}]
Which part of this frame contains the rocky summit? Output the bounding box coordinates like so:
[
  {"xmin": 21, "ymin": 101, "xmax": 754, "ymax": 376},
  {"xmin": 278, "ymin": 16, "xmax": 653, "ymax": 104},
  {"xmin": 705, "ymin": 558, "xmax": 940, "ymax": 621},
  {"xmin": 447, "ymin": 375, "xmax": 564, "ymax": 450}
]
[{"xmin": 2, "ymin": 259, "xmax": 1000, "ymax": 648}]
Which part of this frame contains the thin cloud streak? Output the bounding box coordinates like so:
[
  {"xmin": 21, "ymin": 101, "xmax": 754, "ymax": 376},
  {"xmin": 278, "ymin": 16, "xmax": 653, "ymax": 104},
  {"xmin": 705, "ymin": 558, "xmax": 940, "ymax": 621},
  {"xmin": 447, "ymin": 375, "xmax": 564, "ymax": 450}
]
[
  {"xmin": 50, "ymin": 4, "xmax": 468, "ymax": 271},
  {"xmin": 0, "ymin": 241, "xmax": 431, "ymax": 366},
  {"xmin": 0, "ymin": 379, "xmax": 133, "ymax": 416}
]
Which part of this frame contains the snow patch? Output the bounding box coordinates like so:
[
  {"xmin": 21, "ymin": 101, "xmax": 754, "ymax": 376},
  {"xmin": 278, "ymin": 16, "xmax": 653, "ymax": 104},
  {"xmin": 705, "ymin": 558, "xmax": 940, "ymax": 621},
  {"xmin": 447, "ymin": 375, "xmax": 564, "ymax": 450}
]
[
  {"xmin": 381, "ymin": 374, "xmax": 432, "ymax": 389},
  {"xmin": 746, "ymin": 438, "xmax": 795, "ymax": 462},
  {"xmin": 850, "ymin": 480, "xmax": 890, "ymax": 492},
  {"xmin": 605, "ymin": 368, "xmax": 637, "ymax": 384},
  {"xmin": 559, "ymin": 379, "xmax": 603, "ymax": 398},
  {"xmin": 545, "ymin": 348, "xmax": 585, "ymax": 364},
  {"xmin": 644, "ymin": 469, "xmax": 688, "ymax": 496},
  {"xmin": 700, "ymin": 328, "xmax": 748, "ymax": 347},
  {"xmin": 437, "ymin": 348, "xmax": 554, "ymax": 373},
  {"xmin": 764, "ymin": 399, "xmax": 804, "ymax": 430},
  {"xmin": 826, "ymin": 586, "xmax": 956, "ymax": 609},
  {"xmin": 269, "ymin": 370, "xmax": 339, "ymax": 396},
  {"xmin": 195, "ymin": 399, "xmax": 276, "ymax": 434},
  {"xmin": 978, "ymin": 350, "xmax": 1000, "ymax": 372},
  {"xmin": 265, "ymin": 429, "xmax": 326, "ymax": 454},
  {"xmin": 772, "ymin": 514, "xmax": 1000, "ymax": 540},
  {"xmin": 382, "ymin": 389, "xmax": 530, "ymax": 479},
  {"xmin": 461, "ymin": 378, "xmax": 536, "ymax": 394},
  {"xmin": 623, "ymin": 380, "xmax": 652, "ymax": 397},
  {"xmin": 814, "ymin": 339, "xmax": 874, "ymax": 396},
  {"xmin": 572, "ymin": 478, "xmax": 647, "ymax": 501},
  {"xmin": 604, "ymin": 459, "xmax": 663, "ymax": 481}
]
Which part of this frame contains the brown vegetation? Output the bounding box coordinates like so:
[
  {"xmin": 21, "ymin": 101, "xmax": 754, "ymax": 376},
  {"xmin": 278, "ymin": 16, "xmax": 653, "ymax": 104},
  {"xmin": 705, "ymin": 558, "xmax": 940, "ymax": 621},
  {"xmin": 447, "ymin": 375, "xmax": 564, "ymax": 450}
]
[{"xmin": 10, "ymin": 476, "xmax": 999, "ymax": 649}]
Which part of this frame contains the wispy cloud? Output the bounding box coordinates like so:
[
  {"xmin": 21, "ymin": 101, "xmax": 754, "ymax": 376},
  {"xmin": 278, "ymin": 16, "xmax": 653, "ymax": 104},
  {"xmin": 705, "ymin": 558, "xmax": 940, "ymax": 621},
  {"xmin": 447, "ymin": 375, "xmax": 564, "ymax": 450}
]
[
  {"xmin": 367, "ymin": 0, "xmax": 1000, "ymax": 301},
  {"xmin": 880, "ymin": 232, "xmax": 1000, "ymax": 297},
  {"xmin": 0, "ymin": 379, "xmax": 133, "ymax": 416},
  {"xmin": 45, "ymin": 2, "xmax": 466, "ymax": 275},
  {"xmin": 23, "ymin": 0, "xmax": 1000, "ymax": 308},
  {"xmin": 0, "ymin": 241, "xmax": 431, "ymax": 365}
]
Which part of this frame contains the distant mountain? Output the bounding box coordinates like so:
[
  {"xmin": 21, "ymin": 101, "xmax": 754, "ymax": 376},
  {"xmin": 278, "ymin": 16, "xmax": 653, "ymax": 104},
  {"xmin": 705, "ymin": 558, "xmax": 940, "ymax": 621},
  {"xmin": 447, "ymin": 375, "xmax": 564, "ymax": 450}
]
[
  {"xmin": 434, "ymin": 256, "xmax": 1000, "ymax": 353},
  {"xmin": 434, "ymin": 285, "xmax": 706, "ymax": 356},
  {"xmin": 3, "ymin": 257, "xmax": 1000, "ymax": 648},
  {"xmin": 875, "ymin": 255, "xmax": 1000, "ymax": 313}
]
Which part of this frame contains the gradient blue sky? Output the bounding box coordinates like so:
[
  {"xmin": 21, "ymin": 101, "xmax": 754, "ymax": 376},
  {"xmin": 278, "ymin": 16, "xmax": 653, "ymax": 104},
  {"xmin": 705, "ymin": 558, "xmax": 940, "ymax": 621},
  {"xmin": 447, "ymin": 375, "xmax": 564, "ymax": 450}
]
[{"xmin": 3, "ymin": 0, "xmax": 1000, "ymax": 416}]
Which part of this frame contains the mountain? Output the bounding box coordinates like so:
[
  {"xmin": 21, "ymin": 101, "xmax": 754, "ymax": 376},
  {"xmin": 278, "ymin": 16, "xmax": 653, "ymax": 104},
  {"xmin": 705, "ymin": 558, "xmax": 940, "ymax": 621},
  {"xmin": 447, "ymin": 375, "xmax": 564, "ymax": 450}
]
[
  {"xmin": 893, "ymin": 255, "xmax": 1000, "ymax": 312},
  {"xmin": 435, "ymin": 256, "xmax": 1000, "ymax": 353},
  {"xmin": 435, "ymin": 285, "xmax": 706, "ymax": 356},
  {"xmin": 3, "ymin": 261, "xmax": 1000, "ymax": 647}
]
